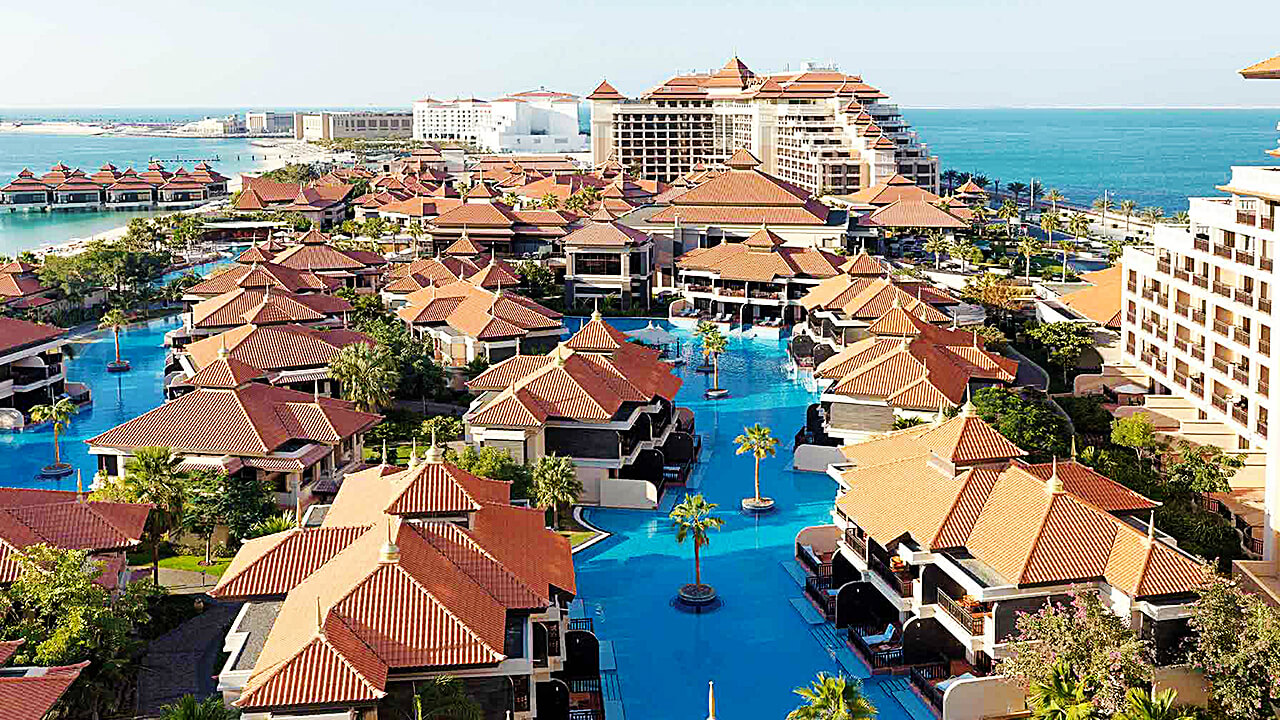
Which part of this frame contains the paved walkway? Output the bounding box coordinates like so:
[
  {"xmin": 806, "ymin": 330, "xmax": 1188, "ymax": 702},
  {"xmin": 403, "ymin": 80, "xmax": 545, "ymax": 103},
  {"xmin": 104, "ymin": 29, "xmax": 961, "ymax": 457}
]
[
  {"xmin": 130, "ymin": 566, "xmax": 223, "ymax": 595},
  {"xmin": 1005, "ymin": 346, "xmax": 1050, "ymax": 392},
  {"xmin": 135, "ymin": 599, "xmax": 241, "ymax": 717}
]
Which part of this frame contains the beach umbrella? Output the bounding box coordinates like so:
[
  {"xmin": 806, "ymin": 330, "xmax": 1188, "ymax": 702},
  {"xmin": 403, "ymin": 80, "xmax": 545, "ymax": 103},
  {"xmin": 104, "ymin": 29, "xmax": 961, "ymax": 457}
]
[{"xmin": 627, "ymin": 322, "xmax": 678, "ymax": 346}]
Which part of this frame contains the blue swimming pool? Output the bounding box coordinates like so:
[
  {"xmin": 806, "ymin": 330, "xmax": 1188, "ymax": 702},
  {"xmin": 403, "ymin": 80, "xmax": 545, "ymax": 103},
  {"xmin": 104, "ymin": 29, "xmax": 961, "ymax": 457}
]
[{"xmin": 571, "ymin": 319, "xmax": 933, "ymax": 720}]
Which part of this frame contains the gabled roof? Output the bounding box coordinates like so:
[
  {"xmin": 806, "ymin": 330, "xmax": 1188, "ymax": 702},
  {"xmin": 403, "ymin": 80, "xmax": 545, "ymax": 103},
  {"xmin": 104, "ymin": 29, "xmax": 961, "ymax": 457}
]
[
  {"xmin": 187, "ymin": 355, "xmax": 267, "ymax": 388},
  {"xmin": 0, "ymin": 654, "xmax": 88, "ymax": 720},
  {"xmin": 186, "ymin": 324, "xmax": 374, "ymax": 374},
  {"xmin": 1240, "ymin": 53, "xmax": 1280, "ymax": 80},
  {"xmin": 185, "ymin": 261, "xmax": 330, "ymax": 296},
  {"xmin": 865, "ymin": 199, "xmax": 968, "ymax": 229},
  {"xmin": 1059, "ymin": 265, "xmax": 1122, "ymax": 328},
  {"xmin": 649, "ymin": 162, "xmax": 830, "ymax": 226},
  {"xmin": 87, "ymin": 383, "xmax": 380, "ymax": 455},
  {"xmin": 800, "ymin": 275, "xmax": 952, "ymax": 322},
  {"xmin": 190, "ymin": 288, "xmax": 346, "ymax": 330},
  {"xmin": 588, "ymin": 80, "xmax": 626, "ymax": 100},
  {"xmin": 563, "ymin": 217, "xmax": 651, "ymax": 247},
  {"xmin": 676, "ymin": 239, "xmax": 844, "ymax": 283},
  {"xmin": 834, "ymin": 174, "xmax": 941, "ymax": 207},
  {"xmin": 0, "ymin": 316, "xmax": 64, "ymax": 355},
  {"xmin": 397, "ymin": 281, "xmax": 562, "ymax": 341}
]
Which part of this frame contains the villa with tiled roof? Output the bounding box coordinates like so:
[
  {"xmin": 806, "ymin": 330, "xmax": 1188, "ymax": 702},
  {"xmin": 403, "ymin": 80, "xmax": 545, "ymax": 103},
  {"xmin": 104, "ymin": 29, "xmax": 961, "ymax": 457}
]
[
  {"xmin": 0, "ymin": 316, "xmax": 79, "ymax": 418},
  {"xmin": 464, "ymin": 312, "xmax": 696, "ymax": 508},
  {"xmin": 269, "ymin": 229, "xmax": 389, "ymax": 293},
  {"xmin": 427, "ymin": 185, "xmax": 577, "ymax": 257},
  {"xmin": 382, "ymin": 253, "xmax": 521, "ymax": 306},
  {"xmin": 168, "ymin": 323, "xmax": 375, "ymax": 399},
  {"xmin": 798, "ymin": 274, "xmax": 958, "ymax": 350},
  {"xmin": 0, "ymin": 487, "xmax": 151, "ymax": 590},
  {"xmin": 588, "ymin": 56, "xmax": 937, "ymax": 195},
  {"xmin": 0, "ymin": 260, "xmax": 57, "ymax": 313},
  {"xmin": 173, "ymin": 281, "xmax": 353, "ymax": 348},
  {"xmin": 397, "ymin": 281, "xmax": 563, "ymax": 368},
  {"xmin": 1, "ymin": 160, "xmax": 229, "ymax": 210},
  {"xmin": 674, "ymin": 225, "xmax": 849, "ymax": 326},
  {"xmin": 791, "ymin": 409, "xmax": 1203, "ymax": 712},
  {"xmin": 0, "ymin": 638, "xmax": 88, "ymax": 720},
  {"xmin": 233, "ymin": 177, "xmax": 354, "ymax": 229},
  {"xmin": 209, "ymin": 444, "xmax": 590, "ymax": 718},
  {"xmin": 564, "ymin": 207, "xmax": 655, "ymax": 310},
  {"xmin": 810, "ymin": 303, "xmax": 1019, "ymax": 440},
  {"xmin": 88, "ymin": 368, "xmax": 380, "ymax": 507}
]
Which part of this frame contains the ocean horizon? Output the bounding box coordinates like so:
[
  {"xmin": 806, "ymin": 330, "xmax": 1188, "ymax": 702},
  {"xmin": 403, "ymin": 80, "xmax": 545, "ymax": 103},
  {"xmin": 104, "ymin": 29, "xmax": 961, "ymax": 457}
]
[{"xmin": 2, "ymin": 107, "xmax": 1278, "ymax": 255}]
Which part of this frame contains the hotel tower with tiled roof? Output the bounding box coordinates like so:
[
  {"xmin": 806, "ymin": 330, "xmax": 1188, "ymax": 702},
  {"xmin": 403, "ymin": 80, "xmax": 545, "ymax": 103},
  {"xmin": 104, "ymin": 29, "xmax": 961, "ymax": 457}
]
[
  {"xmin": 792, "ymin": 409, "xmax": 1203, "ymax": 709},
  {"xmin": 1117, "ymin": 54, "xmax": 1280, "ymax": 604},
  {"xmin": 588, "ymin": 56, "xmax": 938, "ymax": 196},
  {"xmin": 209, "ymin": 443, "xmax": 590, "ymax": 719}
]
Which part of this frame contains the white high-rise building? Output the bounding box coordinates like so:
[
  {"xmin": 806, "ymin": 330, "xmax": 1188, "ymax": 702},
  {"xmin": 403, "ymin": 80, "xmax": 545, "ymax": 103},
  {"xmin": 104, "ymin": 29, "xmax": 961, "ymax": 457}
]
[
  {"xmin": 412, "ymin": 89, "xmax": 588, "ymax": 153},
  {"xmin": 586, "ymin": 57, "xmax": 938, "ymax": 196},
  {"xmin": 1118, "ymin": 52, "xmax": 1280, "ymax": 602}
]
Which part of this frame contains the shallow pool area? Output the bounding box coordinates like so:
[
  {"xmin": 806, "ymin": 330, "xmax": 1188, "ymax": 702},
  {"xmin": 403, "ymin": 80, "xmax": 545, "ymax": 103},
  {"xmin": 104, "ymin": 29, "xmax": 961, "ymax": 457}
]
[{"xmin": 572, "ymin": 319, "xmax": 933, "ymax": 720}]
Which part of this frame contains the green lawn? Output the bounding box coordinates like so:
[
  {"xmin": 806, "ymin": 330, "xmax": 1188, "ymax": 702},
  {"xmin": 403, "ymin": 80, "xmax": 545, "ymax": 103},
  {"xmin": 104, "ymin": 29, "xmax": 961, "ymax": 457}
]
[
  {"xmin": 562, "ymin": 531, "xmax": 596, "ymax": 548},
  {"xmin": 127, "ymin": 549, "xmax": 232, "ymax": 578}
]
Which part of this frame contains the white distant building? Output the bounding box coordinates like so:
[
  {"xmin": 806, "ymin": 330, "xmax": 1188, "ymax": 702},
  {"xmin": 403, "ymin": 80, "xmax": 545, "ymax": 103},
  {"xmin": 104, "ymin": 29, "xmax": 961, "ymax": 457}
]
[
  {"xmin": 176, "ymin": 115, "xmax": 244, "ymax": 136},
  {"xmin": 412, "ymin": 88, "xmax": 588, "ymax": 153},
  {"xmin": 294, "ymin": 110, "xmax": 413, "ymax": 141},
  {"xmin": 244, "ymin": 111, "xmax": 294, "ymax": 135}
]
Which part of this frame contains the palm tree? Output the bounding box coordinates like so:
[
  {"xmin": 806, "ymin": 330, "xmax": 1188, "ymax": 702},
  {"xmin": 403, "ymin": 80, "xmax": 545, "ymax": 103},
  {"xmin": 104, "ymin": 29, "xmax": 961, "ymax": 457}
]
[
  {"xmin": 1040, "ymin": 210, "xmax": 1061, "ymax": 256},
  {"xmin": 406, "ymin": 222, "xmax": 425, "ymax": 259},
  {"xmin": 787, "ymin": 672, "xmax": 877, "ymax": 720},
  {"xmin": 501, "ymin": 192, "xmax": 521, "ymax": 207},
  {"xmin": 1114, "ymin": 688, "xmax": 1191, "ymax": 720},
  {"xmin": 734, "ymin": 423, "xmax": 778, "ymax": 506},
  {"xmin": 1007, "ymin": 182, "xmax": 1028, "ymax": 206},
  {"xmin": 1028, "ymin": 661, "xmax": 1095, "ymax": 720},
  {"xmin": 540, "ymin": 192, "xmax": 561, "ymax": 210},
  {"xmin": 99, "ymin": 307, "xmax": 129, "ymax": 367},
  {"xmin": 1066, "ymin": 211, "xmax": 1091, "ymax": 242},
  {"xmin": 941, "ymin": 169, "xmax": 959, "ymax": 194},
  {"xmin": 157, "ymin": 694, "xmax": 237, "ymax": 720},
  {"xmin": 1170, "ymin": 211, "xmax": 1190, "ymax": 225},
  {"xmin": 1058, "ymin": 238, "xmax": 1077, "ymax": 282},
  {"xmin": 1141, "ymin": 206, "xmax": 1165, "ymax": 224},
  {"xmin": 121, "ymin": 446, "xmax": 188, "ymax": 582},
  {"xmin": 328, "ymin": 342, "xmax": 398, "ymax": 412},
  {"xmin": 413, "ymin": 676, "xmax": 482, "ymax": 720},
  {"xmin": 669, "ymin": 493, "xmax": 725, "ymax": 589},
  {"xmin": 997, "ymin": 199, "xmax": 1020, "ymax": 241},
  {"xmin": 532, "ymin": 453, "xmax": 582, "ymax": 529},
  {"xmin": 30, "ymin": 398, "xmax": 76, "ymax": 469},
  {"xmin": 969, "ymin": 203, "xmax": 991, "ymax": 239},
  {"xmin": 1119, "ymin": 200, "xmax": 1138, "ymax": 235},
  {"xmin": 924, "ymin": 230, "xmax": 949, "ymax": 270},
  {"xmin": 1044, "ymin": 189, "xmax": 1066, "ymax": 216},
  {"xmin": 1091, "ymin": 196, "xmax": 1113, "ymax": 234},
  {"xmin": 1018, "ymin": 237, "xmax": 1043, "ymax": 282},
  {"xmin": 700, "ymin": 327, "xmax": 728, "ymax": 391},
  {"xmin": 952, "ymin": 237, "xmax": 977, "ymax": 273},
  {"xmin": 245, "ymin": 511, "xmax": 297, "ymax": 539}
]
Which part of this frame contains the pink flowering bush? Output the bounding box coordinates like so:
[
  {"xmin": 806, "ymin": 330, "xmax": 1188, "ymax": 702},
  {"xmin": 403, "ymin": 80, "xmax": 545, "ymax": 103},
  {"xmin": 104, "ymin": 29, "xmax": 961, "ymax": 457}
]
[{"xmin": 1189, "ymin": 573, "xmax": 1280, "ymax": 719}]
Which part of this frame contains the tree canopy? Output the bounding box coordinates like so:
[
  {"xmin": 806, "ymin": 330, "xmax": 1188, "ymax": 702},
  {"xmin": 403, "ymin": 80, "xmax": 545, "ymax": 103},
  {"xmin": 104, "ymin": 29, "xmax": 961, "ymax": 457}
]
[{"xmin": 970, "ymin": 387, "xmax": 1071, "ymax": 461}]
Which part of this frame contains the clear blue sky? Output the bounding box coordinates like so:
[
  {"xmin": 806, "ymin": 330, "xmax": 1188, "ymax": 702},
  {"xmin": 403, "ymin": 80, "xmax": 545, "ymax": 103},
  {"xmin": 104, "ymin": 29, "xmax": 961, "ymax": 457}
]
[{"xmin": 3, "ymin": 0, "xmax": 1278, "ymax": 109}]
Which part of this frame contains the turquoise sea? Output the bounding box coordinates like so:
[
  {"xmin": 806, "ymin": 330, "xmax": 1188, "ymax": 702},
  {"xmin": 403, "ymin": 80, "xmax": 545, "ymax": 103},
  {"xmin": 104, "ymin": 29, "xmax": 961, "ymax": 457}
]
[{"xmin": 2, "ymin": 107, "xmax": 1279, "ymax": 255}]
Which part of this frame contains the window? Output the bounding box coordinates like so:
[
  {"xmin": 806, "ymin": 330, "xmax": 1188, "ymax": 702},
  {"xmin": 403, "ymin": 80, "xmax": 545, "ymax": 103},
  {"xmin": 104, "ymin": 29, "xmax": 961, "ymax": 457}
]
[{"xmin": 575, "ymin": 253, "xmax": 622, "ymax": 276}]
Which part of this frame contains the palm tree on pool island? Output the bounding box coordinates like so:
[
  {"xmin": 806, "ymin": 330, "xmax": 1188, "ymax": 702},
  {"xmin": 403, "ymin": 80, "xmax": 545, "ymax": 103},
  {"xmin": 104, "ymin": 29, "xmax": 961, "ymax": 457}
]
[
  {"xmin": 30, "ymin": 398, "xmax": 76, "ymax": 472},
  {"xmin": 735, "ymin": 423, "xmax": 778, "ymax": 511},
  {"xmin": 787, "ymin": 672, "xmax": 877, "ymax": 720},
  {"xmin": 532, "ymin": 453, "xmax": 582, "ymax": 530},
  {"xmin": 669, "ymin": 493, "xmax": 724, "ymax": 601},
  {"xmin": 700, "ymin": 326, "xmax": 728, "ymax": 395},
  {"xmin": 99, "ymin": 307, "xmax": 130, "ymax": 370}
]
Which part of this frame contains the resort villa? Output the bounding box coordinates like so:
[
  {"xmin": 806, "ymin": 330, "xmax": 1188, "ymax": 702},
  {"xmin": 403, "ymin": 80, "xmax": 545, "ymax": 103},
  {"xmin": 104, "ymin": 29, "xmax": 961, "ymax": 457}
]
[
  {"xmin": 397, "ymin": 281, "xmax": 564, "ymax": 369},
  {"xmin": 426, "ymin": 183, "xmax": 577, "ymax": 257},
  {"xmin": 382, "ymin": 253, "xmax": 521, "ymax": 307},
  {"xmin": 0, "ymin": 260, "xmax": 58, "ymax": 314},
  {"xmin": 1, "ymin": 161, "xmax": 229, "ymax": 211},
  {"xmin": 673, "ymin": 225, "xmax": 847, "ymax": 327},
  {"xmin": 0, "ymin": 639, "xmax": 88, "ymax": 719},
  {"xmin": 209, "ymin": 446, "xmax": 590, "ymax": 720},
  {"xmin": 464, "ymin": 313, "xmax": 696, "ymax": 508},
  {"xmin": 794, "ymin": 410, "xmax": 1203, "ymax": 717},
  {"xmin": 798, "ymin": 274, "xmax": 958, "ymax": 354},
  {"xmin": 233, "ymin": 177, "xmax": 355, "ymax": 229},
  {"xmin": 267, "ymin": 229, "xmax": 389, "ymax": 293},
  {"xmin": 563, "ymin": 207, "xmax": 655, "ymax": 310},
  {"xmin": 0, "ymin": 316, "xmax": 79, "ymax": 422},
  {"xmin": 809, "ymin": 305, "xmax": 1018, "ymax": 442},
  {"xmin": 87, "ymin": 360, "xmax": 381, "ymax": 508},
  {"xmin": 166, "ymin": 323, "xmax": 376, "ymax": 399},
  {"xmin": 0, "ymin": 487, "xmax": 151, "ymax": 590},
  {"xmin": 587, "ymin": 57, "xmax": 938, "ymax": 195}
]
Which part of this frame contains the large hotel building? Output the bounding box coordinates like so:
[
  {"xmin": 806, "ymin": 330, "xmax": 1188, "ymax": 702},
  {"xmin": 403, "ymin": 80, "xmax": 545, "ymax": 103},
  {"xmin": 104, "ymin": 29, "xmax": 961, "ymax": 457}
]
[
  {"xmin": 587, "ymin": 57, "xmax": 938, "ymax": 196},
  {"xmin": 1118, "ymin": 53, "xmax": 1280, "ymax": 598}
]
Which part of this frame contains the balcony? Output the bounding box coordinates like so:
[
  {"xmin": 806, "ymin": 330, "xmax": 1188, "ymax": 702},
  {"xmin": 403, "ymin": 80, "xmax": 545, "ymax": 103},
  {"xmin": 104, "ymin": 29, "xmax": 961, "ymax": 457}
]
[
  {"xmin": 1234, "ymin": 326, "xmax": 1252, "ymax": 345},
  {"xmin": 1213, "ymin": 281, "xmax": 1233, "ymax": 298},
  {"xmin": 869, "ymin": 555, "xmax": 914, "ymax": 599},
  {"xmin": 1155, "ymin": 326, "xmax": 1169, "ymax": 341},
  {"xmin": 1214, "ymin": 319, "xmax": 1232, "ymax": 336},
  {"xmin": 843, "ymin": 526, "xmax": 868, "ymax": 560},
  {"xmin": 1212, "ymin": 394, "xmax": 1229, "ymax": 413},
  {"xmin": 1126, "ymin": 310, "xmax": 1137, "ymax": 324},
  {"xmin": 1174, "ymin": 371, "xmax": 1189, "ymax": 388},
  {"xmin": 1174, "ymin": 268, "xmax": 1191, "ymax": 282},
  {"xmin": 1194, "ymin": 237, "xmax": 1211, "ymax": 252},
  {"xmin": 1262, "ymin": 298, "xmax": 1273, "ymax": 314},
  {"xmin": 1236, "ymin": 290, "xmax": 1255, "ymax": 307},
  {"xmin": 1174, "ymin": 337, "xmax": 1189, "ymax": 353},
  {"xmin": 1263, "ymin": 340, "xmax": 1272, "ymax": 356},
  {"xmin": 1213, "ymin": 356, "xmax": 1231, "ymax": 374},
  {"xmin": 1238, "ymin": 211, "xmax": 1258, "ymax": 226},
  {"xmin": 1261, "ymin": 420, "xmax": 1269, "ymax": 438},
  {"xmin": 848, "ymin": 624, "xmax": 904, "ymax": 669},
  {"xmin": 1238, "ymin": 250, "xmax": 1256, "ymax": 267},
  {"xmin": 1264, "ymin": 257, "xmax": 1275, "ymax": 272},
  {"xmin": 1261, "ymin": 380, "xmax": 1270, "ymax": 397},
  {"xmin": 1141, "ymin": 287, "xmax": 1155, "ymax": 301},
  {"xmin": 1233, "ymin": 404, "xmax": 1249, "ymax": 425},
  {"xmin": 804, "ymin": 574, "xmax": 836, "ymax": 619},
  {"xmin": 937, "ymin": 588, "xmax": 987, "ymax": 636},
  {"xmin": 1192, "ymin": 309, "xmax": 1207, "ymax": 325},
  {"xmin": 1191, "ymin": 378, "xmax": 1205, "ymax": 397},
  {"xmin": 1193, "ymin": 275, "xmax": 1209, "ymax": 289},
  {"xmin": 1142, "ymin": 320, "xmax": 1155, "ymax": 335},
  {"xmin": 1263, "ymin": 217, "xmax": 1275, "ymax": 231},
  {"xmin": 1157, "ymin": 260, "xmax": 1172, "ymax": 275},
  {"xmin": 1233, "ymin": 365, "xmax": 1250, "ymax": 385},
  {"xmin": 1175, "ymin": 303, "xmax": 1190, "ymax": 319},
  {"xmin": 1192, "ymin": 345, "xmax": 1206, "ymax": 361},
  {"xmin": 1214, "ymin": 244, "xmax": 1234, "ymax": 259}
]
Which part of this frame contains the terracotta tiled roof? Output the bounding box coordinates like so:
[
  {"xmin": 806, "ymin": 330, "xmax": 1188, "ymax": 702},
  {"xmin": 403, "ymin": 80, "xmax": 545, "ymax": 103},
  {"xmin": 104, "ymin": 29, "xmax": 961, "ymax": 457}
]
[
  {"xmin": 185, "ymin": 261, "xmax": 329, "ymax": 296},
  {"xmin": 0, "ymin": 490, "xmax": 150, "ymax": 584},
  {"xmin": 1021, "ymin": 461, "xmax": 1159, "ymax": 513},
  {"xmin": 190, "ymin": 288, "xmax": 348, "ymax": 330},
  {"xmin": 87, "ymin": 383, "xmax": 380, "ymax": 456},
  {"xmin": 801, "ymin": 275, "xmax": 952, "ymax": 323},
  {"xmin": 676, "ymin": 239, "xmax": 843, "ymax": 283},
  {"xmin": 187, "ymin": 355, "xmax": 266, "ymax": 388},
  {"xmin": 0, "ymin": 316, "xmax": 64, "ymax": 355},
  {"xmin": 213, "ymin": 525, "xmax": 369, "ymax": 598},
  {"xmin": 398, "ymin": 282, "xmax": 562, "ymax": 341},
  {"xmin": 186, "ymin": 324, "xmax": 373, "ymax": 374},
  {"xmin": 0, "ymin": 659, "xmax": 88, "ymax": 720},
  {"xmin": 865, "ymin": 199, "xmax": 968, "ymax": 229},
  {"xmin": 955, "ymin": 179, "xmax": 986, "ymax": 195},
  {"xmin": 1060, "ymin": 265, "xmax": 1122, "ymax": 328},
  {"xmin": 918, "ymin": 412, "xmax": 1027, "ymax": 464},
  {"xmin": 834, "ymin": 174, "xmax": 941, "ymax": 206},
  {"xmin": 563, "ymin": 218, "xmax": 651, "ymax": 248},
  {"xmin": 1241, "ymin": 53, "xmax": 1280, "ymax": 79},
  {"xmin": 563, "ymin": 315, "xmax": 630, "ymax": 352}
]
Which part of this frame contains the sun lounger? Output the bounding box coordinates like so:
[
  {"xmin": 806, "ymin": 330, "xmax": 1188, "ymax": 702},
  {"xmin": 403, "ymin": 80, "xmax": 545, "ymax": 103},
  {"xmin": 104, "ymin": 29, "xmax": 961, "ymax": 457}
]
[
  {"xmin": 860, "ymin": 624, "xmax": 895, "ymax": 646},
  {"xmin": 936, "ymin": 673, "xmax": 976, "ymax": 692}
]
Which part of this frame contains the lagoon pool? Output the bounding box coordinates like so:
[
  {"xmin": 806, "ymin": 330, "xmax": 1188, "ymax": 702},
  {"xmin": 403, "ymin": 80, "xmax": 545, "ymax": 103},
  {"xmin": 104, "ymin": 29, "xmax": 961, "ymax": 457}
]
[{"xmin": 571, "ymin": 319, "xmax": 932, "ymax": 720}]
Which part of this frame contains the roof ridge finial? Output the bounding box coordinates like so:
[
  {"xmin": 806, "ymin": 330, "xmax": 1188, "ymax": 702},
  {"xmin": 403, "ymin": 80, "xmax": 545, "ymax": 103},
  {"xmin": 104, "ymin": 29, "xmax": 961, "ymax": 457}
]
[
  {"xmin": 409, "ymin": 437, "xmax": 419, "ymax": 467},
  {"xmin": 1046, "ymin": 455, "xmax": 1063, "ymax": 494},
  {"xmin": 381, "ymin": 439, "xmax": 388, "ymax": 466},
  {"xmin": 76, "ymin": 469, "xmax": 84, "ymax": 503},
  {"xmin": 425, "ymin": 425, "xmax": 444, "ymax": 464},
  {"xmin": 1148, "ymin": 509, "xmax": 1156, "ymax": 542},
  {"xmin": 314, "ymin": 379, "xmax": 320, "ymax": 403},
  {"xmin": 591, "ymin": 297, "xmax": 602, "ymax": 322},
  {"xmin": 1071, "ymin": 434, "xmax": 1078, "ymax": 459},
  {"xmin": 959, "ymin": 385, "xmax": 974, "ymax": 417},
  {"xmin": 316, "ymin": 597, "xmax": 323, "ymax": 630},
  {"xmin": 218, "ymin": 333, "xmax": 229, "ymax": 359}
]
